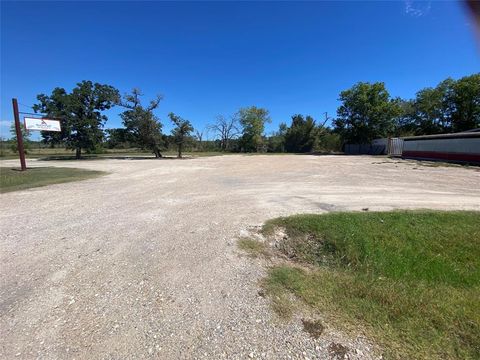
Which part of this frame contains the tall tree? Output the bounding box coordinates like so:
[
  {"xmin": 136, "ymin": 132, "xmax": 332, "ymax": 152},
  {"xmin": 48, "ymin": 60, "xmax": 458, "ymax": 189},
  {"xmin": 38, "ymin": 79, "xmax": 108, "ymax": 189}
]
[
  {"xmin": 119, "ymin": 88, "xmax": 164, "ymax": 157},
  {"xmin": 168, "ymin": 113, "xmax": 194, "ymax": 158},
  {"xmin": 448, "ymin": 73, "xmax": 480, "ymax": 132},
  {"xmin": 33, "ymin": 81, "xmax": 119, "ymax": 158},
  {"xmin": 394, "ymin": 99, "xmax": 417, "ymax": 136},
  {"xmin": 238, "ymin": 106, "xmax": 271, "ymax": 152},
  {"xmin": 399, "ymin": 74, "xmax": 479, "ymax": 135},
  {"xmin": 284, "ymin": 115, "xmax": 319, "ymax": 152},
  {"xmin": 410, "ymin": 81, "xmax": 451, "ymax": 135},
  {"xmin": 333, "ymin": 82, "xmax": 401, "ymax": 144},
  {"xmin": 209, "ymin": 114, "xmax": 240, "ymax": 151}
]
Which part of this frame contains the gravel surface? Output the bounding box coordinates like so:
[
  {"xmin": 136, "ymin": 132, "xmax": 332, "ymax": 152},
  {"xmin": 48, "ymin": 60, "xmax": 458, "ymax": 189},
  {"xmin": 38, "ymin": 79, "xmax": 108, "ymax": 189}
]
[{"xmin": 1, "ymin": 155, "xmax": 479, "ymax": 359}]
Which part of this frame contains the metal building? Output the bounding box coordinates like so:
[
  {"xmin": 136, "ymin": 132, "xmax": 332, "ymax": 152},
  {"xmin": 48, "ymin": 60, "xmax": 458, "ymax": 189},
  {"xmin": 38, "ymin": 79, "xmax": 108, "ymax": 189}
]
[{"xmin": 401, "ymin": 130, "xmax": 480, "ymax": 164}]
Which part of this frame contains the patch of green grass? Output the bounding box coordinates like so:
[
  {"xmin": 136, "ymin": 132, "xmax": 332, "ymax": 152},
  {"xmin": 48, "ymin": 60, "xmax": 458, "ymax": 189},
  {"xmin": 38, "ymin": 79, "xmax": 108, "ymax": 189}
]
[
  {"xmin": 261, "ymin": 273, "xmax": 296, "ymax": 319},
  {"xmin": 237, "ymin": 237, "xmax": 269, "ymax": 258},
  {"xmin": 0, "ymin": 167, "xmax": 106, "ymax": 193},
  {"xmin": 262, "ymin": 211, "xmax": 480, "ymax": 359}
]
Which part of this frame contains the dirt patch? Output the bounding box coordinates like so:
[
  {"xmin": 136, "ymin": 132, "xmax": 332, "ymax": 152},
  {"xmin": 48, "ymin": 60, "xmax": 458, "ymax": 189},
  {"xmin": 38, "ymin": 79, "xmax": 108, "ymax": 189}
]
[
  {"xmin": 302, "ymin": 319, "xmax": 325, "ymax": 338},
  {"xmin": 328, "ymin": 342, "xmax": 350, "ymax": 359}
]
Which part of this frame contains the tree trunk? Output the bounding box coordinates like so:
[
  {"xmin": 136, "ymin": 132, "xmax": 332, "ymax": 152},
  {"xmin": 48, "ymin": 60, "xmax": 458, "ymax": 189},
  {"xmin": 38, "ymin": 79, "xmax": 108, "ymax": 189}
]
[
  {"xmin": 178, "ymin": 144, "xmax": 182, "ymax": 158},
  {"xmin": 75, "ymin": 147, "xmax": 81, "ymax": 159}
]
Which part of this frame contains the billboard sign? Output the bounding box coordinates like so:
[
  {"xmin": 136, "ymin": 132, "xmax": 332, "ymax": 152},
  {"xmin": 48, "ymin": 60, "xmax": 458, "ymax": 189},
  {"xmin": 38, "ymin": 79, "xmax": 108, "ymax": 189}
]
[{"xmin": 24, "ymin": 117, "xmax": 61, "ymax": 132}]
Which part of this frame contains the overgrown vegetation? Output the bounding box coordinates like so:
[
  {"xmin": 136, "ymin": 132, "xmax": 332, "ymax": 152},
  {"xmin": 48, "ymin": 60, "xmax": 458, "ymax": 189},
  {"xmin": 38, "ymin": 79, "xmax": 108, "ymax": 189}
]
[
  {"xmin": 261, "ymin": 211, "xmax": 480, "ymax": 360},
  {"xmin": 0, "ymin": 167, "xmax": 106, "ymax": 193}
]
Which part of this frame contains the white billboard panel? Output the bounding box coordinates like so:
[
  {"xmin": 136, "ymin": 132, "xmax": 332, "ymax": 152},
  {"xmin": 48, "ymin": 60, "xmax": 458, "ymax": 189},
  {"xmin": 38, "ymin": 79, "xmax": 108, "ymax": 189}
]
[{"xmin": 24, "ymin": 117, "xmax": 61, "ymax": 132}]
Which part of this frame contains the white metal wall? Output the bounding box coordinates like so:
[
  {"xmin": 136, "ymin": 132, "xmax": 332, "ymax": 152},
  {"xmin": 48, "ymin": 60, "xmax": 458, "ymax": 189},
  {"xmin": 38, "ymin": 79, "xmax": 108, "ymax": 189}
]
[{"xmin": 403, "ymin": 138, "xmax": 480, "ymax": 154}]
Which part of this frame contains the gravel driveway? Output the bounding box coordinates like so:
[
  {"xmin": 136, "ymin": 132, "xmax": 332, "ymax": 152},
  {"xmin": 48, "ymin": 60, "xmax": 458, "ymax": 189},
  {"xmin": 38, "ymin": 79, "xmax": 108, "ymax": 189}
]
[{"xmin": 1, "ymin": 155, "xmax": 479, "ymax": 359}]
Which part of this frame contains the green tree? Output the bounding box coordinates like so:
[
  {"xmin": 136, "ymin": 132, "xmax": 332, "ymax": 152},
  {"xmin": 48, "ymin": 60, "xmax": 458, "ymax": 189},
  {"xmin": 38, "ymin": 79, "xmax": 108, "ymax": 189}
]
[
  {"xmin": 33, "ymin": 80, "xmax": 119, "ymax": 159},
  {"xmin": 398, "ymin": 74, "xmax": 480, "ymax": 135},
  {"xmin": 448, "ymin": 73, "xmax": 480, "ymax": 132},
  {"xmin": 409, "ymin": 81, "xmax": 452, "ymax": 135},
  {"xmin": 105, "ymin": 128, "xmax": 131, "ymax": 149},
  {"xmin": 316, "ymin": 131, "xmax": 342, "ymax": 152},
  {"xmin": 33, "ymin": 88, "xmax": 69, "ymax": 149},
  {"xmin": 9, "ymin": 122, "xmax": 31, "ymax": 153},
  {"xmin": 168, "ymin": 113, "xmax": 194, "ymax": 158},
  {"xmin": 284, "ymin": 115, "xmax": 319, "ymax": 152},
  {"xmin": 333, "ymin": 82, "xmax": 401, "ymax": 144},
  {"xmin": 267, "ymin": 122, "xmax": 287, "ymax": 152},
  {"xmin": 394, "ymin": 99, "xmax": 417, "ymax": 136},
  {"xmin": 238, "ymin": 106, "xmax": 271, "ymax": 152},
  {"xmin": 119, "ymin": 88, "xmax": 164, "ymax": 157}
]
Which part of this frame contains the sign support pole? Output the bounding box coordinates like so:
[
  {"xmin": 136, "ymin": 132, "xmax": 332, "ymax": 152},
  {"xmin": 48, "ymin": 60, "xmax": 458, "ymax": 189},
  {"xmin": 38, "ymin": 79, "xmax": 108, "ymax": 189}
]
[{"xmin": 12, "ymin": 98, "xmax": 27, "ymax": 171}]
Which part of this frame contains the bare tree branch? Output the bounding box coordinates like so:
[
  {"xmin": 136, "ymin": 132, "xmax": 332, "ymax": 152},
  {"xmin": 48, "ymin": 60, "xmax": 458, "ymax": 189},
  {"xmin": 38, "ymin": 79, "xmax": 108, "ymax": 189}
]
[
  {"xmin": 208, "ymin": 114, "xmax": 240, "ymax": 151},
  {"xmin": 146, "ymin": 94, "xmax": 164, "ymax": 112},
  {"xmin": 118, "ymin": 88, "xmax": 143, "ymax": 109},
  {"xmin": 318, "ymin": 112, "xmax": 331, "ymax": 138}
]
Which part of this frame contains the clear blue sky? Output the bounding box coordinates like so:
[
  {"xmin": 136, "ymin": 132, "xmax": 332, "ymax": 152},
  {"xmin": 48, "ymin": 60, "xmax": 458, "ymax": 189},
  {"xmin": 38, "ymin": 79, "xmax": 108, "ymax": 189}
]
[{"xmin": 1, "ymin": 1, "xmax": 479, "ymax": 140}]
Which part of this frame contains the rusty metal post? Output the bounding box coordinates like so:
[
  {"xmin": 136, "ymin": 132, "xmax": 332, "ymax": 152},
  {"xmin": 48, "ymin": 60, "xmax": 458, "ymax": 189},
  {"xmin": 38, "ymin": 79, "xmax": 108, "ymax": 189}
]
[{"xmin": 12, "ymin": 98, "xmax": 27, "ymax": 171}]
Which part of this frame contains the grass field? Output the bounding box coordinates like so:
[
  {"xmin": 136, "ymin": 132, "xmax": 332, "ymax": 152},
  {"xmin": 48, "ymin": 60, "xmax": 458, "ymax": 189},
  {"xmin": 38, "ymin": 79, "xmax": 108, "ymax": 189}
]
[
  {"xmin": 0, "ymin": 167, "xmax": 106, "ymax": 193},
  {"xmin": 259, "ymin": 211, "xmax": 480, "ymax": 360}
]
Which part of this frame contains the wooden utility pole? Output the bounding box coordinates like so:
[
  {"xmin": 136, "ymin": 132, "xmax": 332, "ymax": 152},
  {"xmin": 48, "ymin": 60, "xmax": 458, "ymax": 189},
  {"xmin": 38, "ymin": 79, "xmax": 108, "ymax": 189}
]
[{"xmin": 12, "ymin": 98, "xmax": 27, "ymax": 171}]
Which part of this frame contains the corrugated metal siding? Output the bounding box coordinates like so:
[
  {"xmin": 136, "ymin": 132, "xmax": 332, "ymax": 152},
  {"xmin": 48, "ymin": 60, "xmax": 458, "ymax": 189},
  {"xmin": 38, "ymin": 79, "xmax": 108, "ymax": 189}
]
[
  {"xmin": 388, "ymin": 138, "xmax": 404, "ymax": 156},
  {"xmin": 344, "ymin": 143, "xmax": 386, "ymax": 155}
]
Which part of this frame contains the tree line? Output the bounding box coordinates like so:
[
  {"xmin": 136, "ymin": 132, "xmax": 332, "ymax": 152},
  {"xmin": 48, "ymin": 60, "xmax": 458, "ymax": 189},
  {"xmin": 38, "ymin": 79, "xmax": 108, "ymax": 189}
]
[
  {"xmin": 334, "ymin": 73, "xmax": 479, "ymax": 144},
  {"xmin": 29, "ymin": 73, "xmax": 478, "ymax": 158},
  {"xmin": 32, "ymin": 84, "xmax": 195, "ymax": 159}
]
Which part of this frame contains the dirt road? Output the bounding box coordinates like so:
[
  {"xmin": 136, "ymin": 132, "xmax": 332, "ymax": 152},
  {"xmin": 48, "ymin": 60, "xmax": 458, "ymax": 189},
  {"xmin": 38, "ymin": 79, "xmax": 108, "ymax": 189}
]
[{"xmin": 1, "ymin": 155, "xmax": 479, "ymax": 359}]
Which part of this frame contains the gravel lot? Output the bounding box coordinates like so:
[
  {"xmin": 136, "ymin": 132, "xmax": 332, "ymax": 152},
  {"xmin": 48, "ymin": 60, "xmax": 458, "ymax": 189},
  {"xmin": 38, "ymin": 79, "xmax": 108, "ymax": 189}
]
[{"xmin": 1, "ymin": 155, "xmax": 479, "ymax": 359}]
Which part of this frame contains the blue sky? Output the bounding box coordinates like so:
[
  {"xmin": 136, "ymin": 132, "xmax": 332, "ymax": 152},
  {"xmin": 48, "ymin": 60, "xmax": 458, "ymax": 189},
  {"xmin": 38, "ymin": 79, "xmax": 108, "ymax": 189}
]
[{"xmin": 1, "ymin": 1, "xmax": 479, "ymax": 140}]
